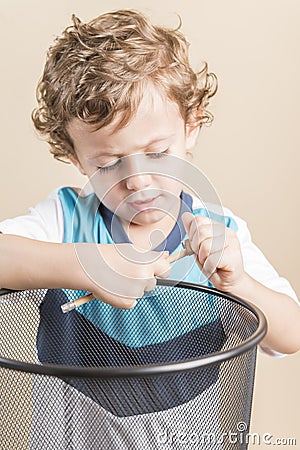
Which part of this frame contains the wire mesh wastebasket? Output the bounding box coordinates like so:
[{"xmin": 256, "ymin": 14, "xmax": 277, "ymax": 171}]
[{"xmin": 0, "ymin": 280, "xmax": 266, "ymax": 450}]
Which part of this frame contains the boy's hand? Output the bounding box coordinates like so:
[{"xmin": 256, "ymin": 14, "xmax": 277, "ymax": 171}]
[
  {"xmin": 182, "ymin": 212, "xmax": 245, "ymax": 292},
  {"xmin": 75, "ymin": 242, "xmax": 171, "ymax": 309}
]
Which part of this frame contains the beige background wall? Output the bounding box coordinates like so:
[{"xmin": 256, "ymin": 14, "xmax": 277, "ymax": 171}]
[{"xmin": 0, "ymin": 0, "xmax": 299, "ymax": 448}]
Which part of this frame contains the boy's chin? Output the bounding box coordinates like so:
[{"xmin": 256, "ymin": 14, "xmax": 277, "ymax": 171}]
[{"xmin": 126, "ymin": 209, "xmax": 167, "ymax": 226}]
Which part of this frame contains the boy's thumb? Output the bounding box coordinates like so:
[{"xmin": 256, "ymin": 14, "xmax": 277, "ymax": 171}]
[{"xmin": 181, "ymin": 211, "xmax": 194, "ymax": 234}]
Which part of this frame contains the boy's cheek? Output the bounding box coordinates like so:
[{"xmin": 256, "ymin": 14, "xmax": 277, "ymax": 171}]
[
  {"xmin": 90, "ymin": 175, "xmax": 120, "ymax": 202},
  {"xmin": 68, "ymin": 154, "xmax": 87, "ymax": 176}
]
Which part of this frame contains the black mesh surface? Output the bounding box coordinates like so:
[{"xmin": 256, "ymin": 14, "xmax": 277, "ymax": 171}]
[{"xmin": 0, "ymin": 282, "xmax": 266, "ymax": 450}]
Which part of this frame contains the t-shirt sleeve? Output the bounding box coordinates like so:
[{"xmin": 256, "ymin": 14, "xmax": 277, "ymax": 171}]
[
  {"xmin": 226, "ymin": 208, "xmax": 299, "ymax": 357},
  {"xmin": 0, "ymin": 189, "xmax": 64, "ymax": 242}
]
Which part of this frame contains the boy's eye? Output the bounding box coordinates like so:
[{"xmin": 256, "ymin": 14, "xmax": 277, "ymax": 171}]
[
  {"xmin": 147, "ymin": 149, "xmax": 169, "ymax": 159},
  {"xmin": 96, "ymin": 149, "xmax": 169, "ymax": 173},
  {"xmin": 97, "ymin": 158, "xmax": 122, "ymax": 173}
]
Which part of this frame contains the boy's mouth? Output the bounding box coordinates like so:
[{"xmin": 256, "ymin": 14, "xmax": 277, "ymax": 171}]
[{"xmin": 127, "ymin": 195, "xmax": 161, "ymax": 212}]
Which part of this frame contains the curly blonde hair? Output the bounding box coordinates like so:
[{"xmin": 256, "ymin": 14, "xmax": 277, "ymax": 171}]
[{"xmin": 32, "ymin": 9, "xmax": 217, "ymax": 161}]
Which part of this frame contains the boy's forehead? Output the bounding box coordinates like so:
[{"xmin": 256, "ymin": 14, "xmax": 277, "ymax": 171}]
[{"xmin": 67, "ymin": 87, "xmax": 183, "ymax": 153}]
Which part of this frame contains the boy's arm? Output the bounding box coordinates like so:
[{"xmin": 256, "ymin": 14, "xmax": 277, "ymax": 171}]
[
  {"xmin": 227, "ymin": 273, "xmax": 300, "ymax": 355},
  {"xmin": 182, "ymin": 212, "xmax": 300, "ymax": 355},
  {"xmin": 0, "ymin": 233, "xmax": 83, "ymax": 291},
  {"xmin": 0, "ymin": 233, "xmax": 170, "ymax": 309}
]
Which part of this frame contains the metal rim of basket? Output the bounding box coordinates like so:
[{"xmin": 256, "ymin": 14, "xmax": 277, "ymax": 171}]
[{"xmin": 0, "ymin": 280, "xmax": 267, "ymax": 379}]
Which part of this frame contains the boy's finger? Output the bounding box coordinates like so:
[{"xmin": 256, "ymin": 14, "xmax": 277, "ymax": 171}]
[
  {"xmin": 97, "ymin": 290, "xmax": 137, "ymax": 309},
  {"xmin": 181, "ymin": 211, "xmax": 194, "ymax": 234},
  {"xmin": 154, "ymin": 256, "xmax": 171, "ymax": 278},
  {"xmin": 144, "ymin": 277, "xmax": 157, "ymax": 291},
  {"xmin": 202, "ymin": 249, "xmax": 223, "ymax": 278}
]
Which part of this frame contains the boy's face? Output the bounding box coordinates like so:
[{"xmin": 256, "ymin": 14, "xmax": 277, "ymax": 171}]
[{"xmin": 67, "ymin": 84, "xmax": 199, "ymax": 228}]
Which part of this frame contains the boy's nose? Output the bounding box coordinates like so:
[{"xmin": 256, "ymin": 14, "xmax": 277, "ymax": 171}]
[{"xmin": 125, "ymin": 173, "xmax": 152, "ymax": 191}]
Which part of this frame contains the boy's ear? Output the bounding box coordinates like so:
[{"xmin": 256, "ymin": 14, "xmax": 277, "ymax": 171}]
[
  {"xmin": 185, "ymin": 122, "xmax": 201, "ymax": 151},
  {"xmin": 69, "ymin": 154, "xmax": 86, "ymax": 175}
]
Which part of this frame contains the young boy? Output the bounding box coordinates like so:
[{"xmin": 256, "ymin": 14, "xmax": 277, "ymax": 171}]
[{"xmin": 0, "ymin": 9, "xmax": 299, "ymax": 449}]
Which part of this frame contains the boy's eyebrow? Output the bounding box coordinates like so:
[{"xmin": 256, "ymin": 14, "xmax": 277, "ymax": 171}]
[
  {"xmin": 91, "ymin": 134, "xmax": 175, "ymax": 159},
  {"xmin": 135, "ymin": 133, "xmax": 175, "ymax": 149}
]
